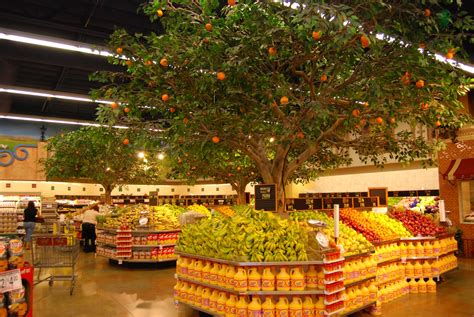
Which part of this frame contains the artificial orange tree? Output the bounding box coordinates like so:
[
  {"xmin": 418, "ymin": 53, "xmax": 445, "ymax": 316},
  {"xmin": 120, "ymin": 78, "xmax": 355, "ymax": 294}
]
[
  {"xmin": 42, "ymin": 127, "xmax": 168, "ymax": 204},
  {"xmin": 93, "ymin": 0, "xmax": 473, "ymax": 212}
]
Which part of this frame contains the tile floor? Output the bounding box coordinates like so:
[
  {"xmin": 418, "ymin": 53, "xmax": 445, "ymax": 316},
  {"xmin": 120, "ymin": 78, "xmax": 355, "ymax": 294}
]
[{"xmin": 31, "ymin": 254, "xmax": 474, "ymax": 317}]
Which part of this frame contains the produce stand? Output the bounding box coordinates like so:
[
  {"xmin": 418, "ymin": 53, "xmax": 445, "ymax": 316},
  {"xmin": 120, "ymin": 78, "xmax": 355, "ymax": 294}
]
[
  {"xmin": 96, "ymin": 227, "xmax": 180, "ymax": 264},
  {"xmin": 175, "ymin": 250, "xmax": 348, "ymax": 317}
]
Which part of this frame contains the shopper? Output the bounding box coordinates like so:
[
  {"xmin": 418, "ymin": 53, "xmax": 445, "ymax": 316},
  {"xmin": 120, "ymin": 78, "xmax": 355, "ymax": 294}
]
[
  {"xmin": 82, "ymin": 205, "xmax": 100, "ymax": 253},
  {"xmin": 23, "ymin": 201, "xmax": 37, "ymax": 250}
]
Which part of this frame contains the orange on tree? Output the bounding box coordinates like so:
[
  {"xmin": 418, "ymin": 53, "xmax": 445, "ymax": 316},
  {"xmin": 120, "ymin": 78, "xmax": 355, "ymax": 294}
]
[
  {"xmin": 212, "ymin": 136, "xmax": 220, "ymax": 143},
  {"xmin": 435, "ymin": 121, "xmax": 442, "ymax": 127},
  {"xmin": 183, "ymin": 117, "xmax": 189, "ymax": 125},
  {"xmin": 116, "ymin": 47, "xmax": 123, "ymax": 54},
  {"xmin": 228, "ymin": 0, "xmax": 236, "ymax": 6},
  {"xmin": 122, "ymin": 138, "xmax": 129, "ymax": 145},
  {"xmin": 401, "ymin": 71, "xmax": 411, "ymax": 85},
  {"xmin": 421, "ymin": 102, "xmax": 429, "ymax": 111},
  {"xmin": 389, "ymin": 117, "xmax": 396, "ymax": 124},
  {"xmin": 124, "ymin": 107, "xmax": 130, "ymax": 113},
  {"xmin": 376, "ymin": 117, "xmax": 383, "ymax": 124},
  {"xmin": 446, "ymin": 52, "xmax": 454, "ymax": 59},
  {"xmin": 144, "ymin": 60, "xmax": 153, "ymax": 66},
  {"xmin": 352, "ymin": 109, "xmax": 360, "ymax": 117},
  {"xmin": 169, "ymin": 107, "xmax": 176, "ymax": 113},
  {"xmin": 217, "ymin": 72, "xmax": 226, "ymax": 80},
  {"xmin": 126, "ymin": 60, "xmax": 133, "ymax": 67},
  {"xmin": 360, "ymin": 35, "xmax": 369, "ymax": 48},
  {"xmin": 296, "ymin": 132, "xmax": 305, "ymax": 139},
  {"xmin": 312, "ymin": 31, "xmax": 321, "ymax": 40},
  {"xmin": 416, "ymin": 79, "xmax": 425, "ymax": 88},
  {"xmin": 205, "ymin": 23, "xmax": 213, "ymax": 31},
  {"xmin": 157, "ymin": 9, "xmax": 164, "ymax": 17},
  {"xmin": 280, "ymin": 96, "xmax": 289, "ymax": 105},
  {"xmin": 111, "ymin": 102, "xmax": 119, "ymax": 109},
  {"xmin": 320, "ymin": 74, "xmax": 328, "ymax": 82},
  {"xmin": 268, "ymin": 47, "xmax": 277, "ymax": 56},
  {"xmin": 424, "ymin": 8, "xmax": 431, "ymax": 17},
  {"xmin": 363, "ymin": 102, "xmax": 369, "ymax": 107},
  {"xmin": 160, "ymin": 58, "xmax": 168, "ymax": 67},
  {"xmin": 162, "ymin": 94, "xmax": 169, "ymax": 102}
]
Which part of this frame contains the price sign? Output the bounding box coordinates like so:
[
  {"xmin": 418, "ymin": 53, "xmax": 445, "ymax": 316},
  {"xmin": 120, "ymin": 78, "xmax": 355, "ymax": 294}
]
[{"xmin": 0, "ymin": 269, "xmax": 22, "ymax": 293}]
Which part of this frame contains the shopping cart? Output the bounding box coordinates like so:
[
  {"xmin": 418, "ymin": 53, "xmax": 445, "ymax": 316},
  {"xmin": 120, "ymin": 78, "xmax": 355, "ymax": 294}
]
[{"xmin": 31, "ymin": 234, "xmax": 80, "ymax": 295}]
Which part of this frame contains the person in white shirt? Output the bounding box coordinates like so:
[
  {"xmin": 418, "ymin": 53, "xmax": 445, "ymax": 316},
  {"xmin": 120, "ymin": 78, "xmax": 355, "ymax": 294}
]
[{"xmin": 81, "ymin": 205, "xmax": 100, "ymax": 253}]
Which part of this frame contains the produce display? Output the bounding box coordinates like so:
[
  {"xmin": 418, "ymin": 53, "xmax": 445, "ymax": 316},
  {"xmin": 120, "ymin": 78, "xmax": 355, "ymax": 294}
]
[
  {"xmin": 212, "ymin": 205, "xmax": 235, "ymax": 217},
  {"xmin": 362, "ymin": 212, "xmax": 413, "ymax": 238},
  {"xmin": 99, "ymin": 204, "xmax": 188, "ymax": 230},
  {"xmin": 185, "ymin": 204, "xmax": 212, "ymax": 217},
  {"xmin": 290, "ymin": 211, "xmax": 373, "ymax": 256},
  {"xmin": 390, "ymin": 196, "xmax": 439, "ymax": 214},
  {"xmin": 340, "ymin": 209, "xmax": 398, "ymax": 243},
  {"xmin": 390, "ymin": 210, "xmax": 446, "ymax": 236},
  {"xmin": 177, "ymin": 206, "xmax": 309, "ymax": 262}
]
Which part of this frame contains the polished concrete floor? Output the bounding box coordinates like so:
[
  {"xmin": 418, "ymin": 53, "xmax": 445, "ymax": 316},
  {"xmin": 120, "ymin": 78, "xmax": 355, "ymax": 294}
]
[{"xmin": 30, "ymin": 254, "xmax": 474, "ymax": 317}]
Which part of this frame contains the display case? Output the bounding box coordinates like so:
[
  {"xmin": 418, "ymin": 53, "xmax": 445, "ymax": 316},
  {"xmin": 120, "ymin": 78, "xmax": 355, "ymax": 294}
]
[{"xmin": 96, "ymin": 227, "xmax": 180, "ymax": 264}]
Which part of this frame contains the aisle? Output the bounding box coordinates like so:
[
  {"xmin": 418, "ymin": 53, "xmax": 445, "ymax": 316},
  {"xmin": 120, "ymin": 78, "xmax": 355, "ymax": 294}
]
[
  {"xmin": 32, "ymin": 254, "xmax": 474, "ymax": 317},
  {"xmin": 33, "ymin": 253, "xmax": 195, "ymax": 317}
]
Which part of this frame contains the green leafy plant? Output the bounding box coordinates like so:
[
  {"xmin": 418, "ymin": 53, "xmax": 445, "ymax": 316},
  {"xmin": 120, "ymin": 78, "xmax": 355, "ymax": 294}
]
[{"xmin": 42, "ymin": 127, "xmax": 168, "ymax": 203}]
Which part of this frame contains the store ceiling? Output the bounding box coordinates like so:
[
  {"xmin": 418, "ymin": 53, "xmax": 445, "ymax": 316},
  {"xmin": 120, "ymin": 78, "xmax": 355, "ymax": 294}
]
[
  {"xmin": 0, "ymin": 0, "xmax": 473, "ymax": 123},
  {"xmin": 0, "ymin": 0, "xmax": 161, "ymax": 121}
]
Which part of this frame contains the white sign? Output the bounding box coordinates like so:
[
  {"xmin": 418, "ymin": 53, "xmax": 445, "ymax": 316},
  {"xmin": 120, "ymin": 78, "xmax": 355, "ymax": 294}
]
[
  {"xmin": 334, "ymin": 204, "xmax": 340, "ymax": 239},
  {"xmin": 439, "ymin": 200, "xmax": 446, "ymax": 222},
  {"xmin": 0, "ymin": 269, "xmax": 22, "ymax": 293}
]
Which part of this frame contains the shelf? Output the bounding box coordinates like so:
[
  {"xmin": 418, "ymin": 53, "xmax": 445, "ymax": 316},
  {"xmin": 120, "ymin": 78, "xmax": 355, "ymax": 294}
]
[
  {"xmin": 324, "ymin": 297, "xmax": 344, "ymax": 306},
  {"xmin": 341, "ymin": 301, "xmax": 377, "ymax": 316},
  {"xmin": 376, "ymin": 275, "xmax": 404, "ymax": 287},
  {"xmin": 178, "ymin": 301, "xmax": 222, "ymax": 317},
  {"xmin": 402, "ymin": 256, "xmax": 438, "ymax": 261},
  {"xmin": 400, "ymin": 237, "xmax": 436, "ymax": 241},
  {"xmin": 97, "ymin": 242, "xmax": 176, "ymax": 248},
  {"xmin": 372, "ymin": 238, "xmax": 401, "ymax": 246},
  {"xmin": 323, "ymin": 268, "xmax": 344, "ymax": 275},
  {"xmin": 377, "ymin": 258, "xmax": 401, "ymax": 266},
  {"xmin": 176, "ymin": 275, "xmax": 326, "ymax": 296},
  {"xmin": 344, "ymin": 251, "xmax": 374, "ymax": 260},
  {"xmin": 324, "ymin": 307, "xmax": 345, "ymax": 316},
  {"xmin": 97, "ymin": 253, "xmax": 177, "ymax": 263},
  {"xmin": 176, "ymin": 251, "xmax": 326, "ymax": 266},
  {"xmin": 97, "ymin": 227, "xmax": 181, "ymax": 234},
  {"xmin": 344, "ymin": 275, "xmax": 376, "ymax": 288},
  {"xmin": 440, "ymin": 267, "xmax": 458, "ymax": 275},
  {"xmin": 133, "ymin": 244, "xmax": 176, "ymax": 248},
  {"xmin": 406, "ymin": 276, "xmax": 439, "ymax": 280},
  {"xmin": 323, "ymin": 277, "xmax": 345, "ymax": 285}
]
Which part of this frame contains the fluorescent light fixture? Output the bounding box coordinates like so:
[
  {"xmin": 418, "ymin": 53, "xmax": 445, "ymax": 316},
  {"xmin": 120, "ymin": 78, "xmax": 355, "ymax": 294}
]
[
  {"xmin": 0, "ymin": 114, "xmax": 128, "ymax": 129},
  {"xmin": 0, "ymin": 84, "xmax": 114, "ymax": 104},
  {"xmin": 0, "ymin": 27, "xmax": 118, "ymax": 58}
]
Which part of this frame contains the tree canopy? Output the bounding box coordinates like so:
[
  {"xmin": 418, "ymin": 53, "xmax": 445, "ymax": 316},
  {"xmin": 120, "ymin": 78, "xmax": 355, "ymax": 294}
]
[
  {"xmin": 42, "ymin": 126, "xmax": 168, "ymax": 203},
  {"xmin": 93, "ymin": 0, "xmax": 473, "ymax": 211}
]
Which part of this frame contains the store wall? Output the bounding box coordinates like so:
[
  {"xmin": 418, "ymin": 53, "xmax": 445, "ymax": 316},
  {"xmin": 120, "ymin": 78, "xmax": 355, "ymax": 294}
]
[
  {"xmin": 286, "ymin": 166, "xmax": 439, "ymax": 197},
  {"xmin": 0, "ymin": 180, "xmax": 255, "ymax": 198},
  {"xmin": 0, "ymin": 142, "xmax": 47, "ymax": 181},
  {"xmin": 438, "ymin": 128, "xmax": 474, "ymax": 241}
]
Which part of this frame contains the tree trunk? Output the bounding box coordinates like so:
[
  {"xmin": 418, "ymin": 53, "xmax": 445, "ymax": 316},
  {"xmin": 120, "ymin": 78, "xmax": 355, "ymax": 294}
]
[
  {"xmin": 231, "ymin": 180, "xmax": 249, "ymax": 205},
  {"xmin": 102, "ymin": 184, "xmax": 115, "ymax": 205}
]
